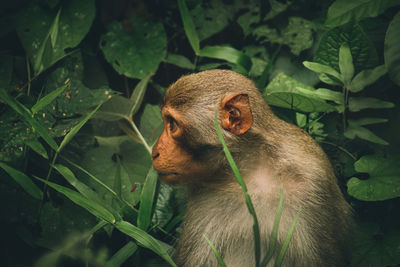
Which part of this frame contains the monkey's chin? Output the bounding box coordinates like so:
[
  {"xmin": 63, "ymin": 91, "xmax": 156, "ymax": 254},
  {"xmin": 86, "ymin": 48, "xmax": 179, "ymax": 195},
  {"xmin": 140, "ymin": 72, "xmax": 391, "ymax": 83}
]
[{"xmin": 157, "ymin": 172, "xmax": 181, "ymax": 184}]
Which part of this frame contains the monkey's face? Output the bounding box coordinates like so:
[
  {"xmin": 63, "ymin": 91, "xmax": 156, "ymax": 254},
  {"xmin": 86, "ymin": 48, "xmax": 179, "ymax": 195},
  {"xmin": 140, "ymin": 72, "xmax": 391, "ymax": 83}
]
[{"xmin": 152, "ymin": 106, "xmax": 210, "ymax": 184}]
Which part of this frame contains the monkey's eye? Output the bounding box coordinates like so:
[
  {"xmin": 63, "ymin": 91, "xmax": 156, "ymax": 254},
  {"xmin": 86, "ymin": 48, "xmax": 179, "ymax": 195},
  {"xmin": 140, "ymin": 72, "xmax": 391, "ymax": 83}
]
[{"xmin": 167, "ymin": 116, "xmax": 179, "ymax": 134}]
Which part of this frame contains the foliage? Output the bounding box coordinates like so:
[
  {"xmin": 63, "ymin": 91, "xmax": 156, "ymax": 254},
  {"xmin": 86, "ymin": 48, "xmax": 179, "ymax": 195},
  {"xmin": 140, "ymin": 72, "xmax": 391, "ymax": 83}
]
[{"xmin": 0, "ymin": 0, "xmax": 399, "ymax": 266}]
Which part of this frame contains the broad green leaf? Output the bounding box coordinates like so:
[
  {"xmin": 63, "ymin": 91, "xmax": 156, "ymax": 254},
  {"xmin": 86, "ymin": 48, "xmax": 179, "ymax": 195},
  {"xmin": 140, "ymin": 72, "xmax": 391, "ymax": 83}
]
[
  {"xmin": 115, "ymin": 221, "xmax": 177, "ymax": 267},
  {"xmin": 191, "ymin": 0, "xmax": 237, "ymax": 41},
  {"xmin": 338, "ymin": 44, "xmax": 354, "ymax": 86},
  {"xmin": 199, "ymin": 45, "xmax": 252, "ymax": 73},
  {"xmin": 384, "ymin": 11, "xmax": 400, "ymax": 86},
  {"xmin": 95, "ymin": 95, "xmax": 133, "ymax": 121},
  {"xmin": 318, "ymin": 73, "xmax": 343, "ymax": 86},
  {"xmin": 347, "ymin": 155, "xmax": 400, "ymax": 201},
  {"xmin": 351, "ymin": 223, "xmax": 400, "ymax": 266},
  {"xmin": 0, "ymin": 162, "xmax": 43, "ymax": 200},
  {"xmin": 203, "ymin": 235, "xmax": 226, "ymax": 267},
  {"xmin": 253, "ymin": 17, "xmax": 315, "ymax": 56},
  {"xmin": 17, "ymin": 0, "xmax": 95, "ymax": 73},
  {"xmin": 105, "ymin": 241, "xmax": 138, "ymax": 267},
  {"xmin": 264, "ymin": 73, "xmax": 337, "ymax": 113},
  {"xmin": 303, "ymin": 61, "xmax": 342, "ymax": 81},
  {"xmin": 57, "ymin": 103, "xmax": 102, "ymax": 153},
  {"xmin": 137, "ymin": 168, "xmax": 159, "ymax": 231},
  {"xmin": 31, "ymin": 83, "xmax": 68, "ymax": 114},
  {"xmin": 164, "ymin": 54, "xmax": 195, "ymax": 70},
  {"xmin": 129, "ymin": 74, "xmax": 152, "ymax": 117},
  {"xmin": 314, "ymin": 23, "xmax": 378, "ymax": 74},
  {"xmin": 325, "ymin": 0, "xmax": 399, "ymax": 27},
  {"xmin": 34, "ymin": 176, "xmax": 116, "ymax": 223},
  {"xmin": 344, "ymin": 119, "xmax": 388, "ymax": 145},
  {"xmin": 349, "ymin": 97, "xmax": 394, "ymax": 112},
  {"xmin": 100, "ymin": 16, "xmax": 166, "ymax": 79},
  {"xmin": 26, "ymin": 139, "xmax": 49, "ymax": 159},
  {"xmin": 0, "ymin": 89, "xmax": 58, "ymax": 150},
  {"xmin": 53, "ymin": 164, "xmax": 103, "ymax": 204},
  {"xmin": 348, "ymin": 65, "xmax": 387, "ymax": 92},
  {"xmin": 177, "ymin": 0, "xmax": 200, "ymax": 55},
  {"xmin": 139, "ymin": 104, "xmax": 163, "ymax": 146}
]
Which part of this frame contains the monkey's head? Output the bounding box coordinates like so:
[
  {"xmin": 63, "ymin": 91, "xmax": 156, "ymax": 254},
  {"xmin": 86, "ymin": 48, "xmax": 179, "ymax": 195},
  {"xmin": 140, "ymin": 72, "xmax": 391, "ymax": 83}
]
[{"xmin": 152, "ymin": 69, "xmax": 273, "ymax": 184}]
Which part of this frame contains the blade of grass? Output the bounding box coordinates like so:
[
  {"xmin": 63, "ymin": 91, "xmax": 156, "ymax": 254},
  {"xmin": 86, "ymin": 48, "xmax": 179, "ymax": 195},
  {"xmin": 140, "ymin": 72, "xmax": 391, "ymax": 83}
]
[
  {"xmin": 129, "ymin": 74, "xmax": 152, "ymax": 117},
  {"xmin": 31, "ymin": 83, "xmax": 68, "ymax": 113},
  {"xmin": 0, "ymin": 89, "xmax": 58, "ymax": 150},
  {"xmin": 115, "ymin": 220, "xmax": 177, "ymax": 267},
  {"xmin": 203, "ymin": 235, "xmax": 227, "ymax": 267},
  {"xmin": 137, "ymin": 167, "xmax": 159, "ymax": 231},
  {"xmin": 274, "ymin": 209, "xmax": 301, "ymax": 267},
  {"xmin": 261, "ymin": 186, "xmax": 284, "ymax": 266},
  {"xmin": 0, "ymin": 162, "xmax": 43, "ymax": 200},
  {"xmin": 213, "ymin": 104, "xmax": 261, "ymax": 267},
  {"xmin": 57, "ymin": 103, "xmax": 102, "ymax": 153},
  {"xmin": 105, "ymin": 241, "xmax": 138, "ymax": 267},
  {"xmin": 34, "ymin": 176, "xmax": 116, "ymax": 223},
  {"xmin": 53, "ymin": 164, "xmax": 104, "ymax": 204},
  {"xmin": 177, "ymin": 0, "xmax": 200, "ymax": 55},
  {"xmin": 26, "ymin": 139, "xmax": 49, "ymax": 159}
]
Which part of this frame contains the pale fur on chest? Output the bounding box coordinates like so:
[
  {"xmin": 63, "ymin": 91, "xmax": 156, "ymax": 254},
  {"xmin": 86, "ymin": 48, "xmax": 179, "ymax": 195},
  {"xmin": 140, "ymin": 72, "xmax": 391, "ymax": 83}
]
[{"xmin": 174, "ymin": 168, "xmax": 318, "ymax": 267}]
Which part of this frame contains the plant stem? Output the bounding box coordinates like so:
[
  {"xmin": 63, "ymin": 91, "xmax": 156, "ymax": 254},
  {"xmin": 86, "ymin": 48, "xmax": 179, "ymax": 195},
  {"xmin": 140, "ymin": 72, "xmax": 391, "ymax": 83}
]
[{"xmin": 127, "ymin": 118, "xmax": 152, "ymax": 155}]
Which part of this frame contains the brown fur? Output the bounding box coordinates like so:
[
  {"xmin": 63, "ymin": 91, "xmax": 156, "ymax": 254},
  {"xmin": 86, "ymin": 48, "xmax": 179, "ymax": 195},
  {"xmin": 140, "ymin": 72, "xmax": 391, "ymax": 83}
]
[{"xmin": 152, "ymin": 69, "xmax": 353, "ymax": 267}]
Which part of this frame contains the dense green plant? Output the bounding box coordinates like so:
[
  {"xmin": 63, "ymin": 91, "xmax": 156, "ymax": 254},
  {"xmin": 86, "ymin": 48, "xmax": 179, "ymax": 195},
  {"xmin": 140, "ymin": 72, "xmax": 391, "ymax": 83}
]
[{"xmin": 0, "ymin": 0, "xmax": 399, "ymax": 266}]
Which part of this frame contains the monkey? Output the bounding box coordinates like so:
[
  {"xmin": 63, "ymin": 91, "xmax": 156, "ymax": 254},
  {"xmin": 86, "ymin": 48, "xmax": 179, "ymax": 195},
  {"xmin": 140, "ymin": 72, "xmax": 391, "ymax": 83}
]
[{"xmin": 151, "ymin": 69, "xmax": 353, "ymax": 267}]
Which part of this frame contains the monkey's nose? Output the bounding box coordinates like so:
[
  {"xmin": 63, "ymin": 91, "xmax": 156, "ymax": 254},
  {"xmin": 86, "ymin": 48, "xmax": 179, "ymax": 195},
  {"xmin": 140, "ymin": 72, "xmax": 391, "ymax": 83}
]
[{"xmin": 152, "ymin": 152, "xmax": 160, "ymax": 160}]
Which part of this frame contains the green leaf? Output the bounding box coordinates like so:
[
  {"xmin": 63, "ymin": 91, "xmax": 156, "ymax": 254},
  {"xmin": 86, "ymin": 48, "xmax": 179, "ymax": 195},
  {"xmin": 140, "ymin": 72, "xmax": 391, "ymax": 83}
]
[
  {"xmin": 349, "ymin": 97, "xmax": 394, "ymax": 112},
  {"xmin": 314, "ymin": 23, "xmax": 378, "ymax": 74},
  {"xmin": 177, "ymin": 0, "xmax": 200, "ymax": 55},
  {"xmin": 26, "ymin": 139, "xmax": 49, "ymax": 159},
  {"xmin": 303, "ymin": 61, "xmax": 342, "ymax": 81},
  {"xmin": 31, "ymin": 83, "xmax": 68, "ymax": 114},
  {"xmin": 0, "ymin": 162, "xmax": 43, "ymax": 200},
  {"xmin": 338, "ymin": 44, "xmax": 354, "ymax": 86},
  {"xmin": 384, "ymin": 11, "xmax": 400, "ymax": 86},
  {"xmin": 100, "ymin": 16, "xmax": 167, "ymax": 79},
  {"xmin": 0, "ymin": 89, "xmax": 58, "ymax": 151},
  {"xmin": 129, "ymin": 74, "xmax": 152, "ymax": 117},
  {"xmin": 350, "ymin": 223, "xmax": 400, "ymax": 266},
  {"xmin": 49, "ymin": 9, "xmax": 61, "ymax": 47},
  {"xmin": 347, "ymin": 155, "xmax": 400, "ymax": 201},
  {"xmin": 139, "ymin": 104, "xmax": 164, "ymax": 146},
  {"xmin": 203, "ymin": 235, "xmax": 227, "ymax": 267},
  {"xmin": 115, "ymin": 221, "xmax": 177, "ymax": 267},
  {"xmin": 105, "ymin": 241, "xmax": 138, "ymax": 267},
  {"xmin": 264, "ymin": 73, "xmax": 337, "ymax": 113},
  {"xmin": 57, "ymin": 103, "xmax": 102, "ymax": 153},
  {"xmin": 274, "ymin": 209, "xmax": 301, "ymax": 267},
  {"xmin": 261, "ymin": 186, "xmax": 284, "ymax": 266},
  {"xmin": 164, "ymin": 54, "xmax": 195, "ymax": 70},
  {"xmin": 34, "ymin": 176, "xmax": 116, "ymax": 223},
  {"xmin": 344, "ymin": 119, "xmax": 388, "ymax": 145},
  {"xmin": 325, "ymin": 0, "xmax": 399, "ymax": 27},
  {"xmin": 53, "ymin": 164, "xmax": 104, "ymax": 204},
  {"xmin": 214, "ymin": 105, "xmax": 261, "ymax": 266},
  {"xmin": 348, "ymin": 65, "xmax": 387, "ymax": 92},
  {"xmin": 95, "ymin": 95, "xmax": 133, "ymax": 121},
  {"xmin": 17, "ymin": 0, "xmax": 95, "ymax": 73},
  {"xmin": 137, "ymin": 168, "xmax": 159, "ymax": 231},
  {"xmin": 199, "ymin": 45, "xmax": 252, "ymax": 73}
]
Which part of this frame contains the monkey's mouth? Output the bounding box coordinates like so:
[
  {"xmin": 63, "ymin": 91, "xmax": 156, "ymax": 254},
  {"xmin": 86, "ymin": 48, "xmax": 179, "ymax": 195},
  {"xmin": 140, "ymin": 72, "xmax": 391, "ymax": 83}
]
[{"xmin": 157, "ymin": 171, "xmax": 179, "ymax": 177}]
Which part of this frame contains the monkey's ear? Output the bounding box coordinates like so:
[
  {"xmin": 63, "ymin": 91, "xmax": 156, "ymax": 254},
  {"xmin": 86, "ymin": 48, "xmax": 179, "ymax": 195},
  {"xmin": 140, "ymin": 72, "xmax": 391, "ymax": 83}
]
[{"xmin": 220, "ymin": 93, "xmax": 253, "ymax": 135}]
